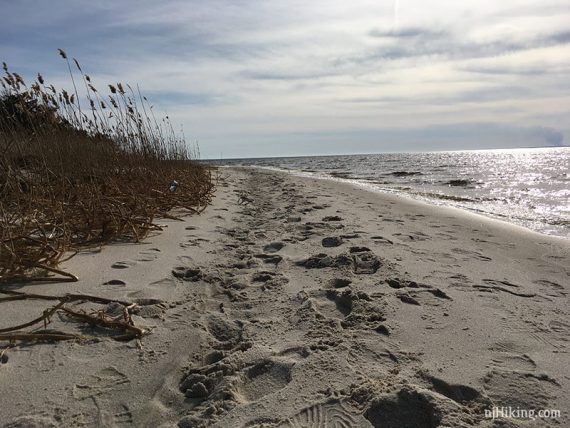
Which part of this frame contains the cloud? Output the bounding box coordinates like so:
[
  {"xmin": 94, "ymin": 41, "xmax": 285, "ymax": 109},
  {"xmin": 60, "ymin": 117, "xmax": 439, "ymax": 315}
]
[
  {"xmin": 339, "ymin": 85, "xmax": 534, "ymax": 106},
  {"xmin": 345, "ymin": 27, "xmax": 570, "ymax": 67},
  {"xmin": 144, "ymin": 91, "xmax": 224, "ymax": 107},
  {"xmin": 461, "ymin": 43, "xmax": 570, "ymax": 76},
  {"xmin": 529, "ymin": 127, "xmax": 565, "ymax": 146},
  {"xmin": 204, "ymin": 123, "xmax": 567, "ymax": 158},
  {"xmin": 239, "ymin": 70, "xmax": 337, "ymax": 81},
  {"xmin": 368, "ymin": 26, "xmax": 445, "ymax": 39},
  {"xmin": 544, "ymin": 30, "xmax": 570, "ymax": 45},
  {"xmin": 1, "ymin": 0, "xmax": 569, "ymax": 158}
]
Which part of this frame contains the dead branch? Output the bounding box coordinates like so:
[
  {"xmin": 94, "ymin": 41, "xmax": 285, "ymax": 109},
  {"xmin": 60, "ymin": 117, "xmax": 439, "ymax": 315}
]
[
  {"xmin": 0, "ymin": 289, "xmax": 133, "ymax": 307},
  {"xmin": 0, "ymin": 301, "xmax": 65, "ymax": 333},
  {"xmin": 0, "ymin": 290, "xmax": 145, "ymax": 343},
  {"xmin": 0, "ymin": 332, "xmax": 84, "ymax": 342},
  {"xmin": 61, "ymin": 307, "xmax": 146, "ymax": 338}
]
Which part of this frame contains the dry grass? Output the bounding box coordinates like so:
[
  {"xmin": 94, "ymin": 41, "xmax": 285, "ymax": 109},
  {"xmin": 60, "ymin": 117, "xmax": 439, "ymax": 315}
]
[{"xmin": 0, "ymin": 50, "xmax": 215, "ymax": 283}]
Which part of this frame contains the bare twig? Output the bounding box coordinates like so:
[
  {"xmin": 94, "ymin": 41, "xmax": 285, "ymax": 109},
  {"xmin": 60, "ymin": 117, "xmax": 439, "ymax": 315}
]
[
  {"xmin": 0, "ymin": 289, "xmax": 134, "ymax": 307},
  {"xmin": 61, "ymin": 307, "xmax": 146, "ymax": 337},
  {"xmin": 0, "ymin": 301, "xmax": 65, "ymax": 333},
  {"xmin": 0, "ymin": 290, "xmax": 145, "ymax": 343},
  {"xmin": 0, "ymin": 332, "xmax": 84, "ymax": 342}
]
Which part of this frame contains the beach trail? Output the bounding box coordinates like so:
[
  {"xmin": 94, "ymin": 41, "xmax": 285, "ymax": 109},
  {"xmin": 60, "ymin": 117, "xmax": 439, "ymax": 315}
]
[{"xmin": 1, "ymin": 168, "xmax": 569, "ymax": 427}]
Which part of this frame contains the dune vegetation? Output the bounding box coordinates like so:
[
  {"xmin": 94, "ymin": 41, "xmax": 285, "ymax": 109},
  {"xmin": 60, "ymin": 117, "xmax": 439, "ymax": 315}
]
[{"xmin": 0, "ymin": 50, "xmax": 215, "ymax": 283}]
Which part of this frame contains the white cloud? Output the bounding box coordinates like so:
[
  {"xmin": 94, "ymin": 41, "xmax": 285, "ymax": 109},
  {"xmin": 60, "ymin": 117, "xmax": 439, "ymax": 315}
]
[{"xmin": 2, "ymin": 0, "xmax": 569, "ymax": 157}]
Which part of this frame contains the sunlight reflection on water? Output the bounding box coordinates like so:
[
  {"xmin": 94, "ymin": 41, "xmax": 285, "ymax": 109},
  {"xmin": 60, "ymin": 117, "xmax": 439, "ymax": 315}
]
[{"xmin": 223, "ymin": 147, "xmax": 570, "ymax": 238}]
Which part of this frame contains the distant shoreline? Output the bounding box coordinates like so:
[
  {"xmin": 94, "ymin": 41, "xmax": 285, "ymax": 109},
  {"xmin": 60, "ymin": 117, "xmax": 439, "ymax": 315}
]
[
  {"xmin": 218, "ymin": 147, "xmax": 570, "ymax": 239},
  {"xmin": 203, "ymin": 145, "xmax": 570, "ymax": 162},
  {"xmin": 246, "ymin": 165, "xmax": 570, "ymax": 242}
]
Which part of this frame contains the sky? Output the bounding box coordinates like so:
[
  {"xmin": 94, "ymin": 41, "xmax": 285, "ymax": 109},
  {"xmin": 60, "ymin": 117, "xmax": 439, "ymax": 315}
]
[{"xmin": 1, "ymin": 0, "xmax": 569, "ymax": 158}]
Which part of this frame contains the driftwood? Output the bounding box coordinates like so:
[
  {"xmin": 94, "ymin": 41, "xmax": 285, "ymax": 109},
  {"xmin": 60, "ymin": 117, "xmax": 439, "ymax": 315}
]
[
  {"xmin": 0, "ymin": 332, "xmax": 84, "ymax": 342},
  {"xmin": 61, "ymin": 307, "xmax": 145, "ymax": 337},
  {"xmin": 0, "ymin": 300, "xmax": 66, "ymax": 333},
  {"xmin": 0, "ymin": 289, "xmax": 132, "ymax": 306},
  {"xmin": 0, "ymin": 290, "xmax": 147, "ymax": 343}
]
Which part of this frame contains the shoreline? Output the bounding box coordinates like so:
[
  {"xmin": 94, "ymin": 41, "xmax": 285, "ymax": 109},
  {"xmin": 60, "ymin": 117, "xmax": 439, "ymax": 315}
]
[
  {"xmin": 221, "ymin": 147, "xmax": 570, "ymax": 240},
  {"xmin": 233, "ymin": 165, "xmax": 570, "ymax": 243},
  {"xmin": 1, "ymin": 167, "xmax": 568, "ymax": 427}
]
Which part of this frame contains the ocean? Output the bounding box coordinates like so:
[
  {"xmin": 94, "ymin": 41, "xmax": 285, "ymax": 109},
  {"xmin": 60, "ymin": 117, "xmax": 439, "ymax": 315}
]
[{"xmin": 219, "ymin": 147, "xmax": 570, "ymax": 238}]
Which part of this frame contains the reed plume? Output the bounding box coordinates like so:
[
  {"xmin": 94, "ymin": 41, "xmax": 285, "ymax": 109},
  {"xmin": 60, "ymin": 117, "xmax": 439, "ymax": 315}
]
[{"xmin": 0, "ymin": 51, "xmax": 215, "ymax": 283}]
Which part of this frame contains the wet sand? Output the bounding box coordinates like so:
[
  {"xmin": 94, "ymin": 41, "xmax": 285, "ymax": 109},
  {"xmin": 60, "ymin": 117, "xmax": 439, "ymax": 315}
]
[{"xmin": 1, "ymin": 167, "xmax": 569, "ymax": 427}]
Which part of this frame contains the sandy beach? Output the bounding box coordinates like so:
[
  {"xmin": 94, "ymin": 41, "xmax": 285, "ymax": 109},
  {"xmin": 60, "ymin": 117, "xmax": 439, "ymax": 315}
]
[{"xmin": 1, "ymin": 167, "xmax": 569, "ymax": 427}]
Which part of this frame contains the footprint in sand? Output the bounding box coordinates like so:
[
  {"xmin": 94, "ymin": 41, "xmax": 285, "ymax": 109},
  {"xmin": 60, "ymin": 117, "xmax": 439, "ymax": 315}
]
[
  {"xmin": 386, "ymin": 278, "xmax": 451, "ymax": 305},
  {"xmin": 350, "ymin": 247, "xmax": 381, "ymax": 274},
  {"xmin": 263, "ymin": 242, "xmax": 286, "ymax": 253},
  {"xmin": 180, "ymin": 351, "xmax": 292, "ymax": 411},
  {"xmin": 254, "ymin": 254, "xmax": 283, "ymax": 266},
  {"xmin": 135, "ymin": 247, "xmax": 161, "ymax": 262},
  {"xmin": 392, "ymin": 231, "xmax": 431, "ymax": 242},
  {"xmin": 489, "ymin": 353, "xmax": 537, "ymax": 371},
  {"xmin": 205, "ymin": 315, "xmax": 244, "ymax": 350},
  {"xmin": 296, "ymin": 248, "xmax": 381, "ymax": 274},
  {"xmin": 482, "ymin": 369, "xmax": 558, "ymax": 409},
  {"xmin": 322, "ymin": 236, "xmax": 343, "ymax": 248},
  {"xmin": 309, "ymin": 289, "xmax": 386, "ymax": 331},
  {"xmin": 181, "ymin": 236, "xmax": 210, "ymax": 248},
  {"xmin": 131, "ymin": 298, "xmax": 167, "ymax": 318},
  {"xmin": 423, "ymin": 375, "xmax": 484, "ymax": 405},
  {"xmin": 548, "ymin": 319, "xmax": 570, "ymax": 346},
  {"xmin": 489, "ymin": 339, "xmax": 531, "ymax": 354},
  {"xmin": 3, "ymin": 415, "xmax": 60, "ymax": 428},
  {"xmin": 146, "ymin": 277, "xmax": 176, "ymax": 289},
  {"xmin": 322, "ymin": 216, "xmax": 343, "ymax": 222},
  {"xmin": 371, "ymin": 235, "xmax": 394, "ymax": 245},
  {"xmin": 328, "ymin": 278, "xmax": 352, "ymax": 289},
  {"xmin": 73, "ymin": 367, "xmax": 130, "ymax": 400},
  {"xmin": 111, "ymin": 261, "xmax": 136, "ymax": 269},
  {"xmin": 365, "ymin": 388, "xmax": 442, "ymax": 428},
  {"xmin": 277, "ymin": 346, "xmax": 311, "ymax": 361},
  {"xmin": 250, "ymin": 271, "xmax": 289, "ymax": 290},
  {"xmin": 112, "ymin": 248, "xmax": 161, "ymax": 267},
  {"xmin": 340, "ymin": 233, "xmax": 360, "ymax": 239},
  {"xmin": 382, "ymin": 217, "xmax": 405, "ymax": 224},
  {"xmin": 313, "ymin": 290, "xmax": 353, "ymax": 320},
  {"xmin": 282, "ymin": 399, "xmax": 366, "ymax": 427},
  {"xmin": 172, "ymin": 266, "xmax": 202, "ymax": 281},
  {"xmin": 434, "ymin": 232, "xmax": 458, "ymax": 241},
  {"xmin": 103, "ymin": 279, "xmax": 126, "ymax": 286},
  {"xmin": 232, "ymin": 359, "xmax": 293, "ymax": 403},
  {"xmin": 112, "ymin": 405, "xmax": 134, "ymax": 425},
  {"xmin": 397, "ymin": 293, "xmax": 421, "ymax": 306},
  {"xmin": 451, "ymin": 247, "xmax": 492, "ymax": 262},
  {"xmin": 533, "ymin": 279, "xmax": 567, "ymax": 298}
]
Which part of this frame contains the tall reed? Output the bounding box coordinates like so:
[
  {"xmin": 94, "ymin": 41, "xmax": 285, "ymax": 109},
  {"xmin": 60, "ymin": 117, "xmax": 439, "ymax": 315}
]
[{"xmin": 0, "ymin": 51, "xmax": 214, "ymax": 283}]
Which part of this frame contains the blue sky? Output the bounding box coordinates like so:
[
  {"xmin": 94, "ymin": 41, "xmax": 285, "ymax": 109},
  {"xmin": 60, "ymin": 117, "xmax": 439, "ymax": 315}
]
[{"xmin": 1, "ymin": 0, "xmax": 569, "ymax": 158}]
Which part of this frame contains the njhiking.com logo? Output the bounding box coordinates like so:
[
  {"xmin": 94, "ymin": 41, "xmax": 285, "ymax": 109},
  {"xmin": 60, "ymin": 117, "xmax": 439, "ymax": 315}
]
[{"xmin": 484, "ymin": 406, "xmax": 561, "ymax": 421}]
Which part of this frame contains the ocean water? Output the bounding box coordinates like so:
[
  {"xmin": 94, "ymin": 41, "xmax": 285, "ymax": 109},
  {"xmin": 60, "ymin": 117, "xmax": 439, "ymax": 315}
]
[{"xmin": 220, "ymin": 147, "xmax": 570, "ymax": 238}]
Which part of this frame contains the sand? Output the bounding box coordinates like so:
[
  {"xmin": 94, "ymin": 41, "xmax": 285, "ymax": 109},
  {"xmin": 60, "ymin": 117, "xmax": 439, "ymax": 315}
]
[{"xmin": 1, "ymin": 167, "xmax": 569, "ymax": 427}]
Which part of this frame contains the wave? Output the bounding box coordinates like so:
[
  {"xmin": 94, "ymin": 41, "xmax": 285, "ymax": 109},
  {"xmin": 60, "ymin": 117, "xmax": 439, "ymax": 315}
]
[{"xmin": 388, "ymin": 171, "xmax": 423, "ymax": 177}]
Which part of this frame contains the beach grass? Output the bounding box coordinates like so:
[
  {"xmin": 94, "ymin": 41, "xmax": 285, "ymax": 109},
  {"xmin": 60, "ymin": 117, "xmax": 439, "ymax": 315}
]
[{"xmin": 0, "ymin": 50, "xmax": 215, "ymax": 283}]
